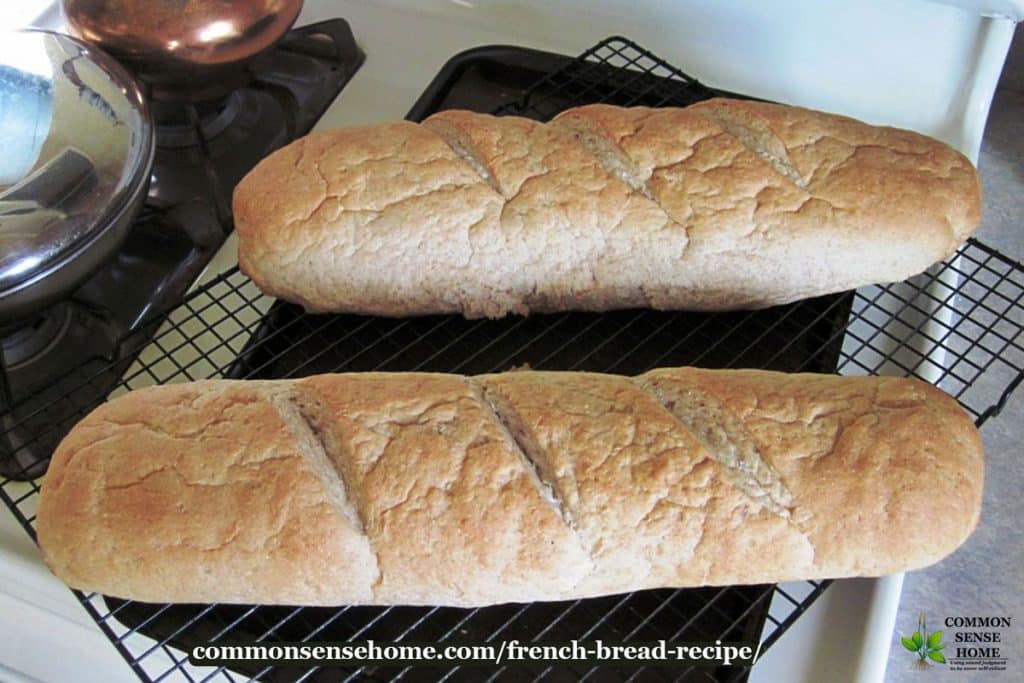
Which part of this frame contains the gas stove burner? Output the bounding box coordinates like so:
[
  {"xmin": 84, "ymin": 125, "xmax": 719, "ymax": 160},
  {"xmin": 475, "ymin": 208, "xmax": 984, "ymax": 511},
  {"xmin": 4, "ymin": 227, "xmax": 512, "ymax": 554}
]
[
  {"xmin": 144, "ymin": 19, "xmax": 366, "ymax": 216},
  {"xmin": 152, "ymin": 93, "xmax": 246, "ymax": 149},
  {"xmin": 0, "ymin": 19, "xmax": 365, "ymax": 481},
  {"xmin": 148, "ymin": 88, "xmax": 289, "ymax": 219},
  {"xmin": 0, "ymin": 304, "xmax": 72, "ymax": 370}
]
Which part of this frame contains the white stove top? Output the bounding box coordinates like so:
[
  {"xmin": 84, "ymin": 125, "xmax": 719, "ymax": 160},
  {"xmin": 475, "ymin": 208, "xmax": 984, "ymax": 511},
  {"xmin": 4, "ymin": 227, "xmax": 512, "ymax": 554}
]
[{"xmin": 2, "ymin": 1, "xmax": 1019, "ymax": 681}]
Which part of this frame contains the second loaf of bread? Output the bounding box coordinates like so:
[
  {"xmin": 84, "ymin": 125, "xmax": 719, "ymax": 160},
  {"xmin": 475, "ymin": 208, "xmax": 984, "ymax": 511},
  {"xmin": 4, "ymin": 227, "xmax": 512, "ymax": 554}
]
[
  {"xmin": 37, "ymin": 368, "xmax": 983, "ymax": 607},
  {"xmin": 233, "ymin": 98, "xmax": 981, "ymax": 318}
]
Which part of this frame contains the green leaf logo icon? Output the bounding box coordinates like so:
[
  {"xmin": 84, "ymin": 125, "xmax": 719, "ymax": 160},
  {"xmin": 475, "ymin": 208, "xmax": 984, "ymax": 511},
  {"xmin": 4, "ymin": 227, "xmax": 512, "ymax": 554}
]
[{"xmin": 901, "ymin": 613, "xmax": 947, "ymax": 666}]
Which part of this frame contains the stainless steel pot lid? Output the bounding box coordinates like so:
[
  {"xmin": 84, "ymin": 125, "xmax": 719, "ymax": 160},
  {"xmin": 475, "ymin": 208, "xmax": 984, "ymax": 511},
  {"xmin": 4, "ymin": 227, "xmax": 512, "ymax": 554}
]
[{"xmin": 0, "ymin": 29, "xmax": 153, "ymax": 299}]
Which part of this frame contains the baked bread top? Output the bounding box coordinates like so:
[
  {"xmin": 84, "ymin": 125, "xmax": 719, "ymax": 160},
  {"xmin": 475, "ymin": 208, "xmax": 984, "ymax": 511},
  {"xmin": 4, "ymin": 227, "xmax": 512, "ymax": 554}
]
[{"xmin": 233, "ymin": 99, "xmax": 981, "ymax": 318}]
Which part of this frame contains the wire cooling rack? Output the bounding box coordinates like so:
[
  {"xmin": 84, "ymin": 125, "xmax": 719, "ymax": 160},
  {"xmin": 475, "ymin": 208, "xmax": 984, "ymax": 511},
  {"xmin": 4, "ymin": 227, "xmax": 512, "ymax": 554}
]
[{"xmin": 1, "ymin": 36, "xmax": 1023, "ymax": 683}]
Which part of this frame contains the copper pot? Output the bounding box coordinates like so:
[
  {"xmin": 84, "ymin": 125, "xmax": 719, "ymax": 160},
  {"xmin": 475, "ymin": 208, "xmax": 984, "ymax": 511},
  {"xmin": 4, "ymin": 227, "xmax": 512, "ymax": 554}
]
[{"xmin": 63, "ymin": 0, "xmax": 304, "ymax": 102}]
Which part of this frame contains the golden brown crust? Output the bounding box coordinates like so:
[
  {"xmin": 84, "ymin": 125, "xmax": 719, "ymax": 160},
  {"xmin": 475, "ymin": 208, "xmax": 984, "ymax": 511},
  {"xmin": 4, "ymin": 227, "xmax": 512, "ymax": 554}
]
[
  {"xmin": 35, "ymin": 381, "xmax": 379, "ymax": 605},
  {"xmin": 297, "ymin": 373, "xmax": 591, "ymax": 606},
  {"xmin": 478, "ymin": 372, "xmax": 812, "ymax": 592},
  {"xmin": 638, "ymin": 369, "xmax": 983, "ymax": 579},
  {"xmin": 37, "ymin": 368, "xmax": 983, "ymax": 606},
  {"xmin": 233, "ymin": 99, "xmax": 982, "ymax": 318}
]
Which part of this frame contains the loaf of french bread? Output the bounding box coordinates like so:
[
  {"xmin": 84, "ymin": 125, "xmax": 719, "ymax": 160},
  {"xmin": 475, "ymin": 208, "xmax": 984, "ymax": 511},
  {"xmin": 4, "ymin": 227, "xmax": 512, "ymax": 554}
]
[
  {"xmin": 233, "ymin": 99, "xmax": 981, "ymax": 318},
  {"xmin": 36, "ymin": 368, "xmax": 983, "ymax": 607}
]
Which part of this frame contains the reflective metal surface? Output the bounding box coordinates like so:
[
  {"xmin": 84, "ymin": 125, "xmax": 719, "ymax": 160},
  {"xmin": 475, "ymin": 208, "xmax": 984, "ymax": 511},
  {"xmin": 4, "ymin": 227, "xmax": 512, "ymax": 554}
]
[
  {"xmin": 0, "ymin": 30, "xmax": 153, "ymax": 320},
  {"xmin": 64, "ymin": 0, "xmax": 304, "ymax": 101},
  {"xmin": 0, "ymin": 18, "xmax": 364, "ymax": 481},
  {"xmin": 0, "ymin": 65, "xmax": 53, "ymax": 187}
]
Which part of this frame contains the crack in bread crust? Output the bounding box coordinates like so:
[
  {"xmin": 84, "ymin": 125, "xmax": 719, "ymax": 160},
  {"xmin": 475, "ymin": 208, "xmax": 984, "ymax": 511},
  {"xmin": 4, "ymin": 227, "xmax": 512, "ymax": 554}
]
[
  {"xmin": 637, "ymin": 376, "xmax": 797, "ymax": 519},
  {"xmin": 276, "ymin": 385, "xmax": 382, "ymax": 589},
  {"xmin": 691, "ymin": 103, "xmax": 809, "ymax": 190},
  {"xmin": 422, "ymin": 118, "xmax": 503, "ymax": 195},
  {"xmin": 474, "ymin": 379, "xmax": 585, "ymax": 537},
  {"xmin": 550, "ymin": 117, "xmax": 656, "ymax": 200}
]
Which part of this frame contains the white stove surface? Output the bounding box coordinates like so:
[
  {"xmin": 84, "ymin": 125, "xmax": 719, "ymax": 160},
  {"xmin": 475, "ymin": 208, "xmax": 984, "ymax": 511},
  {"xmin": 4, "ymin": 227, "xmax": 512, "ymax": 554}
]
[{"xmin": 1, "ymin": 1, "xmax": 1018, "ymax": 681}]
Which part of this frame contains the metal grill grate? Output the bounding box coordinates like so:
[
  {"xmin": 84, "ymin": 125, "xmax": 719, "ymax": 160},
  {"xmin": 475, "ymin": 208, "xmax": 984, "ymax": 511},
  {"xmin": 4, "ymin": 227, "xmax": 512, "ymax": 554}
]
[{"xmin": 1, "ymin": 36, "xmax": 1023, "ymax": 683}]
